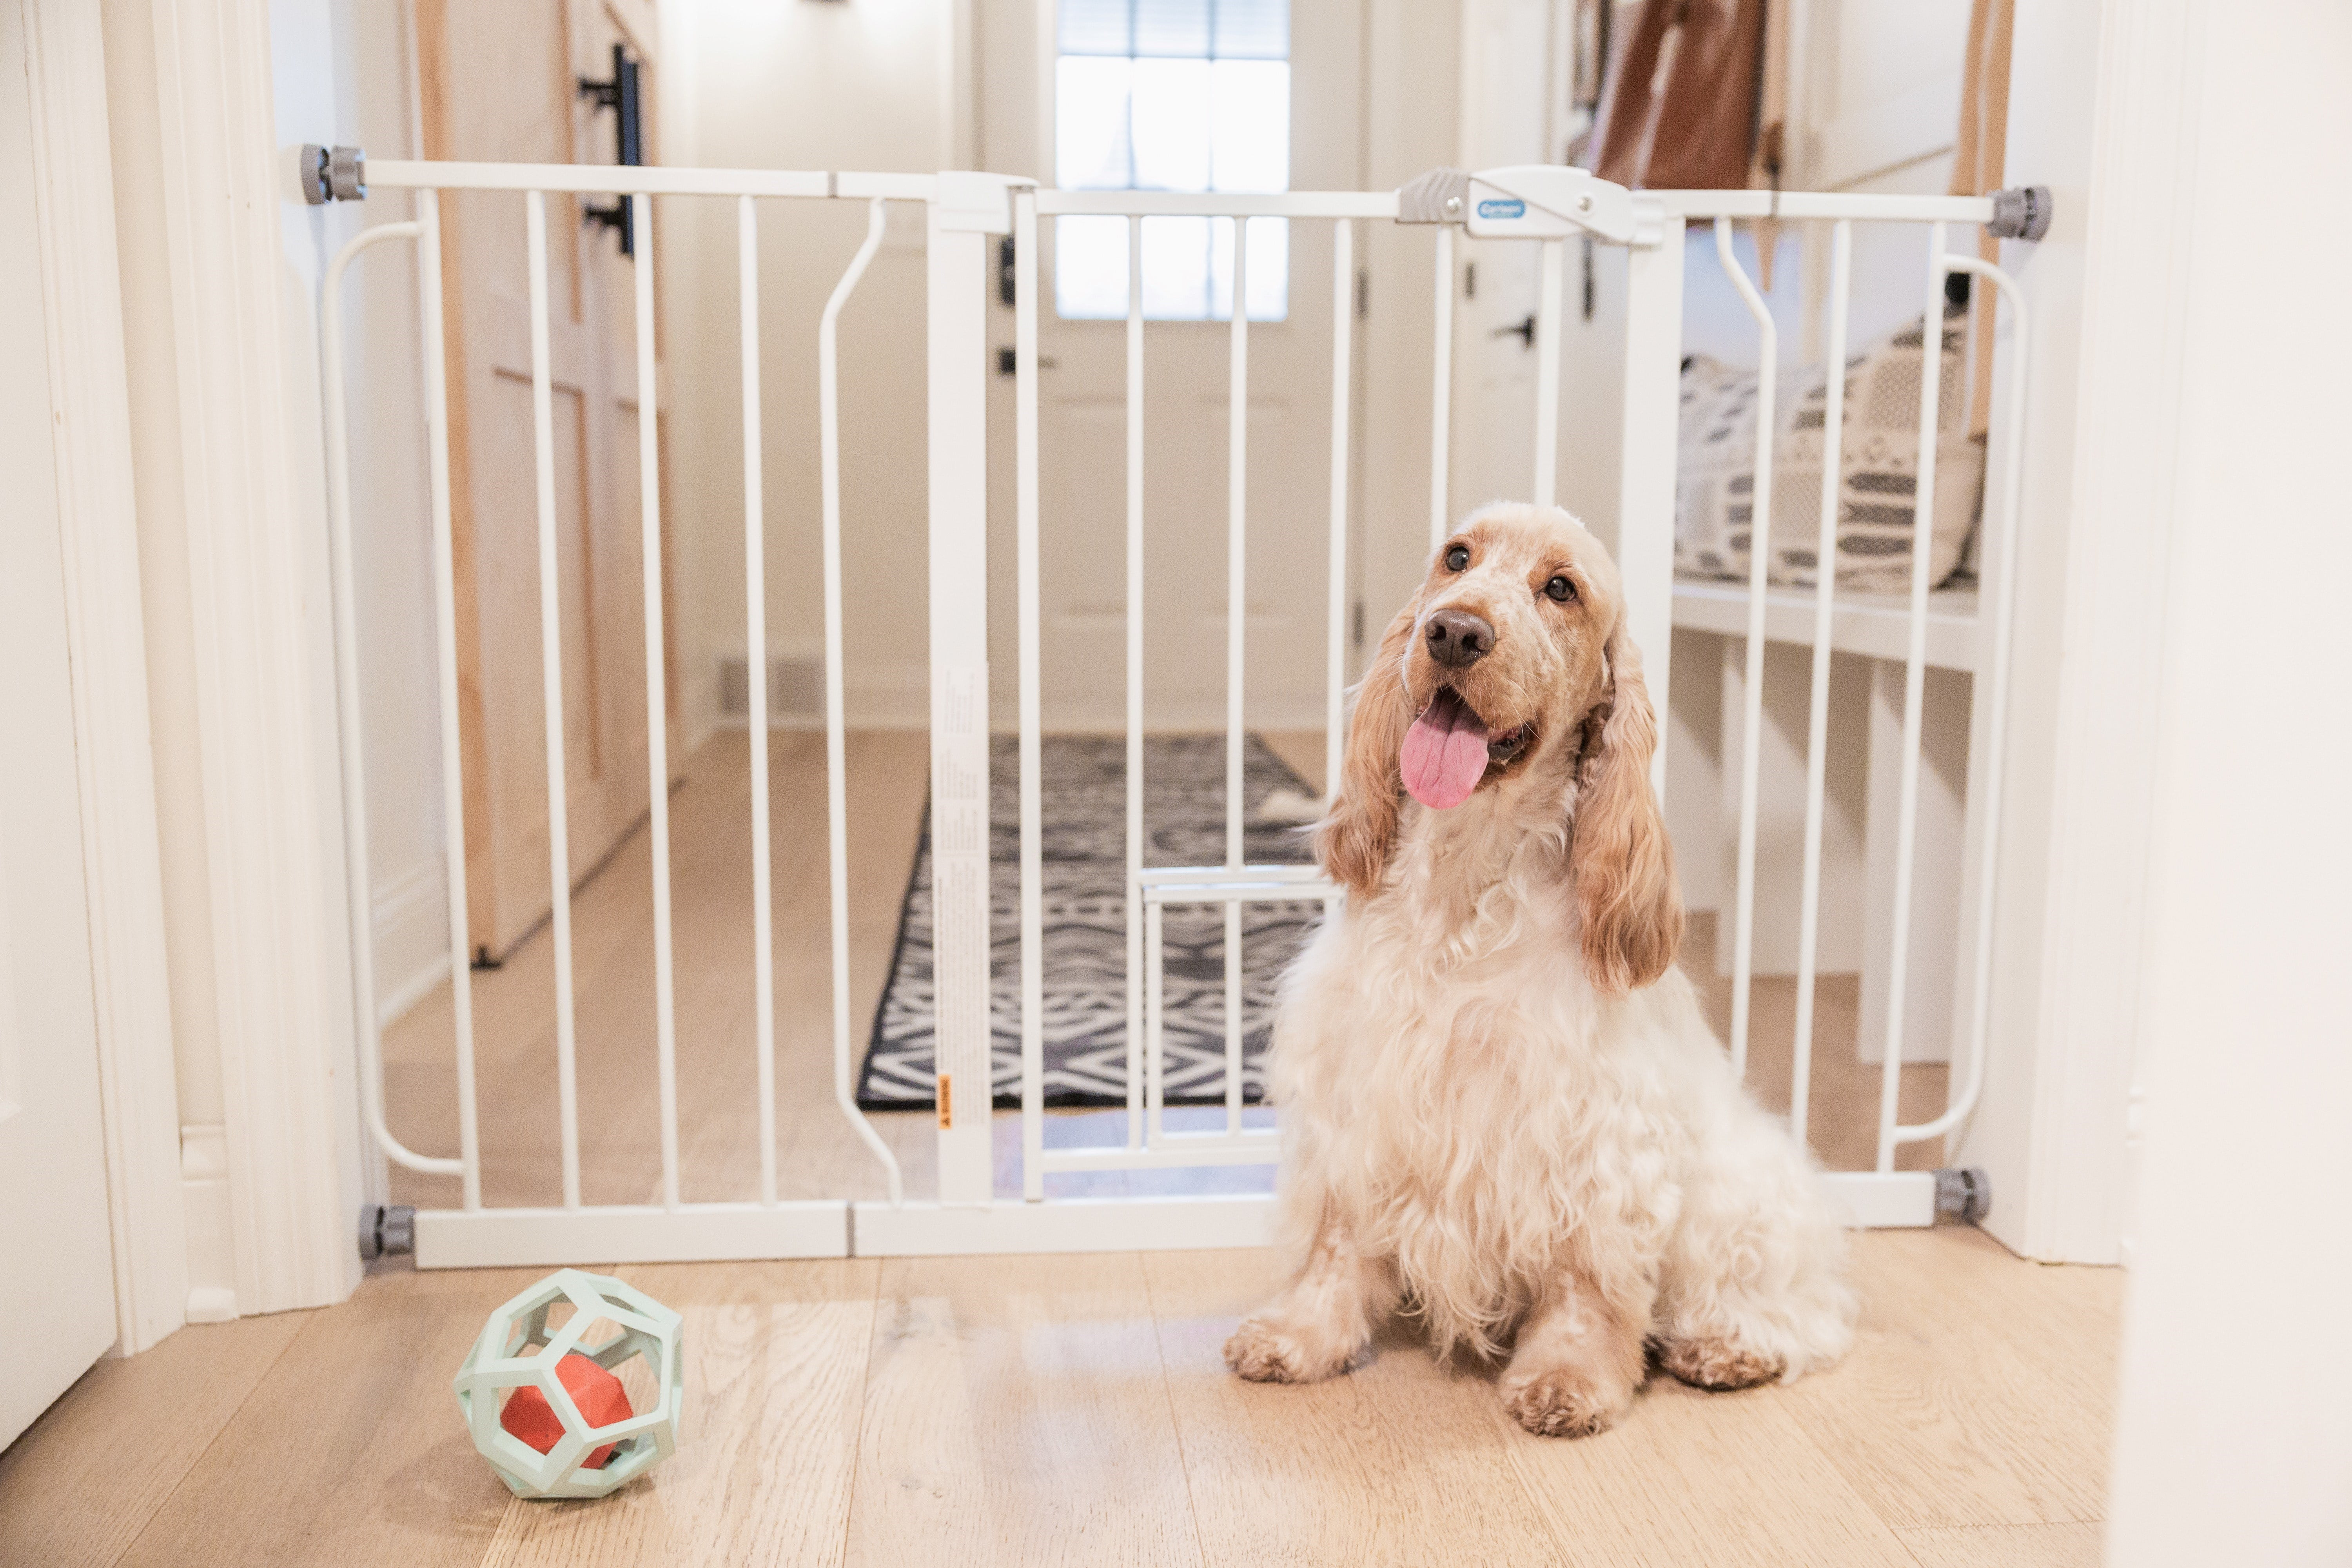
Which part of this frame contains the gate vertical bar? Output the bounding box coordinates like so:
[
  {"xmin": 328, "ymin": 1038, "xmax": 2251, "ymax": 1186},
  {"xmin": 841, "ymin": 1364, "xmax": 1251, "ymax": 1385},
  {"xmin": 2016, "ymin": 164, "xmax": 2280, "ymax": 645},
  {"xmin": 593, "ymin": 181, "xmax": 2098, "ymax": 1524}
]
[
  {"xmin": 630, "ymin": 191, "xmax": 681, "ymax": 1210},
  {"xmin": 1224, "ymin": 217, "xmax": 1249, "ymax": 1135},
  {"xmin": 526, "ymin": 192, "xmax": 583, "ymax": 1207},
  {"xmin": 1875, "ymin": 223, "xmax": 1948, "ymax": 1171},
  {"xmin": 1614, "ymin": 208, "xmax": 1684, "ymax": 794},
  {"xmin": 738, "ymin": 195, "xmax": 778, "ymax": 1207},
  {"xmin": 1893, "ymin": 255, "xmax": 2031, "ymax": 1149},
  {"xmin": 1014, "ymin": 190, "xmax": 1045, "ymax": 1201},
  {"xmin": 822, "ymin": 200, "xmax": 902, "ymax": 1201},
  {"xmin": 1717, "ymin": 217, "xmax": 1780, "ymax": 1081},
  {"xmin": 1790, "ymin": 220, "xmax": 1853, "ymax": 1148},
  {"xmin": 324, "ymin": 221, "xmax": 461, "ymax": 1178},
  {"xmin": 1326, "ymin": 218, "xmax": 1353, "ymax": 799},
  {"xmin": 927, "ymin": 183, "xmax": 1002, "ymax": 1205},
  {"xmin": 1146, "ymin": 900, "xmax": 1167, "ymax": 1138},
  {"xmin": 1430, "ymin": 225, "xmax": 1454, "ymax": 547},
  {"xmin": 1124, "ymin": 214, "xmax": 1145, "ymax": 1150},
  {"xmin": 416, "ymin": 189, "xmax": 482, "ymax": 1210},
  {"xmin": 1534, "ymin": 236, "xmax": 1565, "ymax": 508}
]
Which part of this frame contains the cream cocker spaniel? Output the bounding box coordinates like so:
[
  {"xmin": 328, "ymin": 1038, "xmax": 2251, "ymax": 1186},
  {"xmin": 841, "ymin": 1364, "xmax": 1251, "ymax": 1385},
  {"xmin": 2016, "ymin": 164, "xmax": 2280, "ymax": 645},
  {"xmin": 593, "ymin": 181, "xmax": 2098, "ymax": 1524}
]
[{"xmin": 1224, "ymin": 502, "xmax": 1856, "ymax": 1438}]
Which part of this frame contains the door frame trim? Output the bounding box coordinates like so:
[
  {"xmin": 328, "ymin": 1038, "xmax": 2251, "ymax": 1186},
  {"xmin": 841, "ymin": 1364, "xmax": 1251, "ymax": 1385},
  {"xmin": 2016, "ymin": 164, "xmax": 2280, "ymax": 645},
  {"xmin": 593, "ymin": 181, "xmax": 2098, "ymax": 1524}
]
[
  {"xmin": 123, "ymin": 0, "xmax": 366, "ymax": 1318},
  {"xmin": 19, "ymin": 0, "xmax": 189, "ymax": 1355}
]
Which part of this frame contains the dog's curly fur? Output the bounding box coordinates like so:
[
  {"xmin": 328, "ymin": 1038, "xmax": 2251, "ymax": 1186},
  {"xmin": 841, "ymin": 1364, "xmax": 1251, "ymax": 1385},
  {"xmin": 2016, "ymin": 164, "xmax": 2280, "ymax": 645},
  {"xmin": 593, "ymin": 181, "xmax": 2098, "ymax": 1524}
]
[{"xmin": 1223, "ymin": 503, "xmax": 1856, "ymax": 1437}]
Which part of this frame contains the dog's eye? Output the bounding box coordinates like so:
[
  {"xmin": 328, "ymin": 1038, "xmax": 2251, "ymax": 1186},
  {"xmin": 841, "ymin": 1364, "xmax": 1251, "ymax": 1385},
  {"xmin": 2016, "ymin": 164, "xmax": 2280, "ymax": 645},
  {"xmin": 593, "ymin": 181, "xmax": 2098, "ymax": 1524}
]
[
  {"xmin": 1544, "ymin": 574, "xmax": 1577, "ymax": 603},
  {"xmin": 1444, "ymin": 544, "xmax": 1470, "ymax": 572}
]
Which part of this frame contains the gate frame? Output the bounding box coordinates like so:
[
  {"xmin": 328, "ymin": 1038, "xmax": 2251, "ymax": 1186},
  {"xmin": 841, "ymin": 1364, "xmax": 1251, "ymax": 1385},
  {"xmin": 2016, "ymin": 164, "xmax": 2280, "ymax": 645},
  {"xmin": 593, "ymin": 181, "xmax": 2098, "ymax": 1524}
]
[{"xmin": 319, "ymin": 156, "xmax": 2034, "ymax": 1265}]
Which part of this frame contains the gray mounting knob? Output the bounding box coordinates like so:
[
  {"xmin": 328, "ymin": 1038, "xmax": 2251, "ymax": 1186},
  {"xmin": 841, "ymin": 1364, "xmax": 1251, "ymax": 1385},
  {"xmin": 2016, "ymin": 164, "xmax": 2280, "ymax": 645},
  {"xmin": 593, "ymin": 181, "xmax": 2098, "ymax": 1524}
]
[
  {"xmin": 299, "ymin": 144, "xmax": 368, "ymax": 205},
  {"xmin": 1986, "ymin": 185, "xmax": 2051, "ymax": 241},
  {"xmin": 1933, "ymin": 1167, "xmax": 1992, "ymax": 1223},
  {"xmin": 358, "ymin": 1202, "xmax": 416, "ymax": 1260}
]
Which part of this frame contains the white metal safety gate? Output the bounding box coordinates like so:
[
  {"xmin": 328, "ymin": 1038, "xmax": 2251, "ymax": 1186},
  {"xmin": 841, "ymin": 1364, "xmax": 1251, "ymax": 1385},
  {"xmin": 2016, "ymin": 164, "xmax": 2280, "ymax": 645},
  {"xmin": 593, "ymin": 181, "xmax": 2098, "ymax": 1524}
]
[{"xmin": 316, "ymin": 152, "xmax": 2037, "ymax": 1267}]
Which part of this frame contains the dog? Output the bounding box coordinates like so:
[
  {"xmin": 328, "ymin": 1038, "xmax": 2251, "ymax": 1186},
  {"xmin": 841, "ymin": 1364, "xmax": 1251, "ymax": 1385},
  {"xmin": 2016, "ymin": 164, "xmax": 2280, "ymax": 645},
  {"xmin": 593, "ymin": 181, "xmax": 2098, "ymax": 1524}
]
[{"xmin": 1223, "ymin": 502, "xmax": 1856, "ymax": 1438}]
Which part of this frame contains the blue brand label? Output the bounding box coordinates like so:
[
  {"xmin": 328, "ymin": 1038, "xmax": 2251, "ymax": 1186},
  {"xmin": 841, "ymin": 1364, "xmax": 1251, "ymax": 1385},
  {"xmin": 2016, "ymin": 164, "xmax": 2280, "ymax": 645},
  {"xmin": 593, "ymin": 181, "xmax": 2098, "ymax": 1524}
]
[{"xmin": 1477, "ymin": 198, "xmax": 1526, "ymax": 219}]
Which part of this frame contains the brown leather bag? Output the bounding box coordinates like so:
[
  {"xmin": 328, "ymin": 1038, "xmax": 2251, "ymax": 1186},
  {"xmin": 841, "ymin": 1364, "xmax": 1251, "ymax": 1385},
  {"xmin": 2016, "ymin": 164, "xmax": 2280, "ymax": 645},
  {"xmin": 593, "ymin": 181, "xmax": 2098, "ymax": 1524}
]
[{"xmin": 1591, "ymin": 0, "xmax": 1767, "ymax": 191}]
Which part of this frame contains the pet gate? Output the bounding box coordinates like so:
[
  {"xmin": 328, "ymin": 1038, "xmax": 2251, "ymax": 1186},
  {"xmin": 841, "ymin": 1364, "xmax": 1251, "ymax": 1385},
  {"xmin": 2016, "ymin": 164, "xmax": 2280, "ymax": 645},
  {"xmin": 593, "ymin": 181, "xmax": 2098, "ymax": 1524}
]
[{"xmin": 315, "ymin": 152, "xmax": 2038, "ymax": 1267}]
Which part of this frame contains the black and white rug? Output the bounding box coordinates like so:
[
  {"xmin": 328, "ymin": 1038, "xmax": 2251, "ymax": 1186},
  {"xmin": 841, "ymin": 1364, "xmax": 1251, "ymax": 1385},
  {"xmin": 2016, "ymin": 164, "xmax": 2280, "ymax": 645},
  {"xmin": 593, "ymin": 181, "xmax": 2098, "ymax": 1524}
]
[{"xmin": 857, "ymin": 733, "xmax": 1326, "ymax": 1109}]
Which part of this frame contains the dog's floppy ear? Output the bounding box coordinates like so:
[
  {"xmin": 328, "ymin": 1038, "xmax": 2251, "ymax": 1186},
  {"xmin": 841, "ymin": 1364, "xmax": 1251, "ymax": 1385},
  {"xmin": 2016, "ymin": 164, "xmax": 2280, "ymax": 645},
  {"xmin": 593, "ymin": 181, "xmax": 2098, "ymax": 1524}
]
[
  {"xmin": 1570, "ymin": 625, "xmax": 1684, "ymax": 993},
  {"xmin": 1316, "ymin": 596, "xmax": 1421, "ymax": 897}
]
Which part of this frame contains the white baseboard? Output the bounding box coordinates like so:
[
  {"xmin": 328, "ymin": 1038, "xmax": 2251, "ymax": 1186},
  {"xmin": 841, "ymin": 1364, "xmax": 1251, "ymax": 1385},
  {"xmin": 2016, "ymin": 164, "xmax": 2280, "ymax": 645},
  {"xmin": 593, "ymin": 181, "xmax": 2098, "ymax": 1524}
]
[
  {"xmin": 179, "ymin": 1123, "xmax": 238, "ymax": 1321},
  {"xmin": 372, "ymin": 860, "xmax": 450, "ymax": 1027}
]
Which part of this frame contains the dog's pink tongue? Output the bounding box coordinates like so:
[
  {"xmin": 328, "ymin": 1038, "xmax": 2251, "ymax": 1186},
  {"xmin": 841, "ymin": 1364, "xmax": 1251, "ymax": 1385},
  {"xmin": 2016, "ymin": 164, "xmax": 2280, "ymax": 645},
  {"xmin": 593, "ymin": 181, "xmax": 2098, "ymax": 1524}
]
[{"xmin": 1399, "ymin": 697, "xmax": 1490, "ymax": 809}]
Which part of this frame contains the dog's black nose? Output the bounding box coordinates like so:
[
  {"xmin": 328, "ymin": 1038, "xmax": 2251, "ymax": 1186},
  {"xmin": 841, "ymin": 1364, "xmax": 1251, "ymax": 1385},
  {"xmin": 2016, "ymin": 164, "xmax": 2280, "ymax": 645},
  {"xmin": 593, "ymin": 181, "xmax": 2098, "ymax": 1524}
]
[{"xmin": 1425, "ymin": 608, "xmax": 1494, "ymax": 669}]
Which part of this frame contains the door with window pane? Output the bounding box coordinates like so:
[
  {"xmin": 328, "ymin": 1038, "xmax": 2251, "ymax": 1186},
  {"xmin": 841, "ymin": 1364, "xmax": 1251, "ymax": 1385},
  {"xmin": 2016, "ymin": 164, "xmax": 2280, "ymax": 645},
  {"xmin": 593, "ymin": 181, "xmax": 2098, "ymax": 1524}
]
[{"xmin": 980, "ymin": 0, "xmax": 1365, "ymax": 731}]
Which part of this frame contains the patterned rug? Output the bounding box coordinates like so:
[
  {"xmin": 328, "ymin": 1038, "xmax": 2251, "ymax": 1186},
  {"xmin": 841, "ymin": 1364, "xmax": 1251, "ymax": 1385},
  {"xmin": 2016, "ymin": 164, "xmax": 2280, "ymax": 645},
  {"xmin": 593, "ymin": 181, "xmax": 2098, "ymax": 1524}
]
[{"xmin": 857, "ymin": 733, "xmax": 1325, "ymax": 1109}]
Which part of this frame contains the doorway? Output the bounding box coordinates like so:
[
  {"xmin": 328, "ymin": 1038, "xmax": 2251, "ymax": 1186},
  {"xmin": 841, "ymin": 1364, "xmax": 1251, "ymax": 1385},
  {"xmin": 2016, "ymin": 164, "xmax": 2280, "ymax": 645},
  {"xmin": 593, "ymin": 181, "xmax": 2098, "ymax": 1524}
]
[{"xmin": 980, "ymin": 0, "xmax": 1369, "ymax": 731}]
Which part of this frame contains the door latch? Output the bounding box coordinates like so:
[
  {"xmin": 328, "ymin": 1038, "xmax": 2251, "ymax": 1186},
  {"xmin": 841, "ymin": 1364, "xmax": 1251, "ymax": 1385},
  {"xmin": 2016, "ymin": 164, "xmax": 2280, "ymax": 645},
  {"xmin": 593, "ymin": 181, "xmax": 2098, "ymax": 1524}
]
[{"xmin": 1491, "ymin": 314, "xmax": 1536, "ymax": 348}]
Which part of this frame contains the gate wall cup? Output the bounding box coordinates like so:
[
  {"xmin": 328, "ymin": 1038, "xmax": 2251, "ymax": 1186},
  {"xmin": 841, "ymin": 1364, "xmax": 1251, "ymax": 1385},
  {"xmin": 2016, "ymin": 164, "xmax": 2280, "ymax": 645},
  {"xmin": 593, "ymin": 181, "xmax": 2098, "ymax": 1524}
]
[{"xmin": 452, "ymin": 1268, "xmax": 686, "ymax": 1499}]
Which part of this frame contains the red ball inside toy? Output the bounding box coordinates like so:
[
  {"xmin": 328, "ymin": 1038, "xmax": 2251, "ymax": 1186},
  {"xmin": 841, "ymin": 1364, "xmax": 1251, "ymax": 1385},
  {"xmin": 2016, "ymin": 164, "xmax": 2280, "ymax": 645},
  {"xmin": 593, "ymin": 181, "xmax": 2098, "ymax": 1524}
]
[{"xmin": 499, "ymin": 1352, "xmax": 632, "ymax": 1468}]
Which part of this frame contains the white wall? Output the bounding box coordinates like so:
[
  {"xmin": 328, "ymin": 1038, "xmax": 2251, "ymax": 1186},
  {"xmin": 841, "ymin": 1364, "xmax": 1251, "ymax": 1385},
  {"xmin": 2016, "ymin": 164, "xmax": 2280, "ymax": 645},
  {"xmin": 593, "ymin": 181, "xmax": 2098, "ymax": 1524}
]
[
  {"xmin": 664, "ymin": 0, "xmax": 964, "ymax": 742},
  {"xmin": 2106, "ymin": 1, "xmax": 2352, "ymax": 1557}
]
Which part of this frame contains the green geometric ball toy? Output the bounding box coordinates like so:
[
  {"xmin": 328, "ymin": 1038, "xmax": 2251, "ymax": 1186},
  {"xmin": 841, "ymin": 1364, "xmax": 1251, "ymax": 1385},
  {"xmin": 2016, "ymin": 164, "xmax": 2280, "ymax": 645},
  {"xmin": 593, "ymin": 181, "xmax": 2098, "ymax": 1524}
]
[{"xmin": 452, "ymin": 1268, "xmax": 684, "ymax": 1499}]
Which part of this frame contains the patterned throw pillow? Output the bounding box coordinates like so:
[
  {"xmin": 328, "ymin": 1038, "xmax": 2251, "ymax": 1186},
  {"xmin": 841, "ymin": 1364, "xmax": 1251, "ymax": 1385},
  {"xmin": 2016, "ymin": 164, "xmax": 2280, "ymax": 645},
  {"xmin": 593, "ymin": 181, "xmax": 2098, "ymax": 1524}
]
[{"xmin": 1675, "ymin": 305, "xmax": 1984, "ymax": 594}]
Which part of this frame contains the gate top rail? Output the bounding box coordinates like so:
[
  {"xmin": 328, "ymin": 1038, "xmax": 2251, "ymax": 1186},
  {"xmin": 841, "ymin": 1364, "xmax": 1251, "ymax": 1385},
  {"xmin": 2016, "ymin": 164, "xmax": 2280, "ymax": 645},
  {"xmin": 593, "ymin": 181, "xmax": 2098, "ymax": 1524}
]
[
  {"xmin": 1651, "ymin": 189, "xmax": 1998, "ymax": 224},
  {"xmin": 347, "ymin": 155, "xmax": 2025, "ymax": 240},
  {"xmin": 1037, "ymin": 190, "xmax": 1401, "ymax": 218},
  {"xmin": 363, "ymin": 159, "xmax": 841, "ymax": 199}
]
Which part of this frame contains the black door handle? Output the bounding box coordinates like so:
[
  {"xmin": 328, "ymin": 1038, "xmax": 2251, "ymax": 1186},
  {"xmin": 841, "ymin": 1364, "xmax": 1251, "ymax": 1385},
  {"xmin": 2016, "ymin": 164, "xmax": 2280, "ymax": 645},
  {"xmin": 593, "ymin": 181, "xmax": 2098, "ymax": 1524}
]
[
  {"xmin": 1491, "ymin": 314, "xmax": 1536, "ymax": 348},
  {"xmin": 580, "ymin": 44, "xmax": 643, "ymax": 257},
  {"xmin": 997, "ymin": 348, "xmax": 1061, "ymax": 375}
]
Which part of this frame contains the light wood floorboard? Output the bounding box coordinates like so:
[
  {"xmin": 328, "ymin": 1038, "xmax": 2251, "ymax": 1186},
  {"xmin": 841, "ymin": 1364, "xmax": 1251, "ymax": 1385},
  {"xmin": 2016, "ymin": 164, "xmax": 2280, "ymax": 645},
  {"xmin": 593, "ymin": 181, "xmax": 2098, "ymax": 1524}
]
[
  {"xmin": 1897, "ymin": 1521, "xmax": 2109, "ymax": 1568},
  {"xmin": 1779, "ymin": 1230, "xmax": 2122, "ymax": 1530},
  {"xmin": 1141, "ymin": 1249, "xmax": 1571, "ymax": 1567},
  {"xmin": 114, "ymin": 1267, "xmax": 561, "ymax": 1568},
  {"xmin": 0, "ymin": 1312, "xmax": 311, "ymax": 1568},
  {"xmin": 6, "ymin": 1232, "xmax": 2115, "ymax": 1565},
  {"xmin": 478, "ymin": 1259, "xmax": 880, "ymax": 1568},
  {"xmin": 1495, "ymin": 1372, "xmax": 1920, "ymax": 1568},
  {"xmin": 847, "ymin": 1253, "xmax": 1203, "ymax": 1568}
]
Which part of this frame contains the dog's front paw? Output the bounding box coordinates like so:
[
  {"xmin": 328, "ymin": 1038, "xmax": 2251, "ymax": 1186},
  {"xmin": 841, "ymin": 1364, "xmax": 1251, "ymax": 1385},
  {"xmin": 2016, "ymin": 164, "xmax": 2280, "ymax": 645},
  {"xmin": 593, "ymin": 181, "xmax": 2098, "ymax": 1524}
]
[
  {"xmin": 1502, "ymin": 1368, "xmax": 1626, "ymax": 1439},
  {"xmin": 1654, "ymin": 1336, "xmax": 1782, "ymax": 1391},
  {"xmin": 1223, "ymin": 1316, "xmax": 1331, "ymax": 1383}
]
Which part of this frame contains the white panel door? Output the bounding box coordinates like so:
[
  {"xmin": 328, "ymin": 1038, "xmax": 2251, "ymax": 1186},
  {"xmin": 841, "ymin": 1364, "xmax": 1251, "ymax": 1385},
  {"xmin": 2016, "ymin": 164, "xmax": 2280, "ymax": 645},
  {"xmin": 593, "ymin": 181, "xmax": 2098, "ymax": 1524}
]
[
  {"xmin": 983, "ymin": 0, "xmax": 1366, "ymax": 731},
  {"xmin": 0, "ymin": 0, "xmax": 118, "ymax": 1448},
  {"xmin": 1450, "ymin": 0, "xmax": 1557, "ymax": 520}
]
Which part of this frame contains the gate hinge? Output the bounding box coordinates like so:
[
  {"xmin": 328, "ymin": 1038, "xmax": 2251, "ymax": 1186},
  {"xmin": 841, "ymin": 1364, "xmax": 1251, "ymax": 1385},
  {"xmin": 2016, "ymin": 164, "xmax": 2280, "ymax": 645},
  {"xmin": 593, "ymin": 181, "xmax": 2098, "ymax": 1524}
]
[
  {"xmin": 300, "ymin": 144, "xmax": 367, "ymax": 205},
  {"xmin": 1395, "ymin": 167, "xmax": 1470, "ymax": 225},
  {"xmin": 1985, "ymin": 185, "xmax": 2051, "ymax": 241}
]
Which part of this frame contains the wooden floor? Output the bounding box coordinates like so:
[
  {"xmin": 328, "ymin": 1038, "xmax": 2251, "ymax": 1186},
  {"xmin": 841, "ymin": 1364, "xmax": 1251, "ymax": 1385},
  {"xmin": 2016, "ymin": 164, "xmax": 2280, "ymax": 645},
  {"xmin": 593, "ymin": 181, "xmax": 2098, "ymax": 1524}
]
[
  {"xmin": 0, "ymin": 1228, "xmax": 2117, "ymax": 1566},
  {"xmin": 0, "ymin": 731, "xmax": 2112, "ymax": 1564}
]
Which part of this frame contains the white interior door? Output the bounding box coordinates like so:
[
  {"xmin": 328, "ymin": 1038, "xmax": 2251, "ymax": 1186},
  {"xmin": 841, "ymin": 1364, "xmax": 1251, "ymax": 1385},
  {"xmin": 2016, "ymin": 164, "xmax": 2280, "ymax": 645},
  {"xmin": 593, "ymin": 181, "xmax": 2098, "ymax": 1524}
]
[
  {"xmin": 1451, "ymin": 0, "xmax": 1559, "ymax": 518},
  {"xmin": 983, "ymin": 0, "xmax": 1365, "ymax": 731},
  {"xmin": 0, "ymin": 2, "xmax": 119, "ymax": 1445}
]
